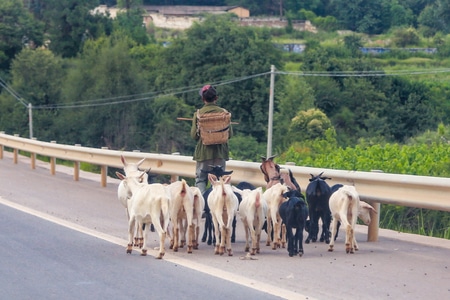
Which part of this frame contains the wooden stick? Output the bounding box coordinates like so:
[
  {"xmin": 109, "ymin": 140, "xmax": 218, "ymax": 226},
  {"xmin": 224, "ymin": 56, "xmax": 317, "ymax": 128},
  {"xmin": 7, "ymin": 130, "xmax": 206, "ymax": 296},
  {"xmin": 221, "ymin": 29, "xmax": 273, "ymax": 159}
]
[{"xmin": 177, "ymin": 117, "xmax": 239, "ymax": 124}]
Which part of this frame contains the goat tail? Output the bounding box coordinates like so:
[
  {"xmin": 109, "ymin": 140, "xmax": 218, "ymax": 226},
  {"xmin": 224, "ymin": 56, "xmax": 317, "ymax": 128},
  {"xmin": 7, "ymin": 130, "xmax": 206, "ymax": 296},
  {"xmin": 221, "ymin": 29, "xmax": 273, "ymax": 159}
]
[
  {"xmin": 160, "ymin": 196, "xmax": 171, "ymax": 232},
  {"xmin": 340, "ymin": 187, "xmax": 359, "ymax": 227},
  {"xmin": 255, "ymin": 191, "xmax": 261, "ymax": 209},
  {"xmin": 180, "ymin": 179, "xmax": 188, "ymax": 197}
]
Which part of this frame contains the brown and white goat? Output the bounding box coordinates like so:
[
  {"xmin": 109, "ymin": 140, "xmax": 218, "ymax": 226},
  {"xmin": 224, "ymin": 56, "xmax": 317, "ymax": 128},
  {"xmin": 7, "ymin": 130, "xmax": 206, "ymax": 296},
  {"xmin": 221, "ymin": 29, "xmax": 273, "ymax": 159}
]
[
  {"xmin": 207, "ymin": 174, "xmax": 239, "ymax": 256},
  {"xmin": 167, "ymin": 179, "xmax": 196, "ymax": 253},
  {"xmin": 116, "ymin": 172, "xmax": 170, "ymax": 259},
  {"xmin": 189, "ymin": 186, "xmax": 205, "ymax": 250},
  {"xmin": 263, "ymin": 182, "xmax": 289, "ymax": 250},
  {"xmin": 328, "ymin": 185, "xmax": 368, "ymax": 253},
  {"xmin": 117, "ymin": 155, "xmax": 148, "ymax": 247},
  {"xmin": 233, "ymin": 186, "xmax": 267, "ymax": 255}
]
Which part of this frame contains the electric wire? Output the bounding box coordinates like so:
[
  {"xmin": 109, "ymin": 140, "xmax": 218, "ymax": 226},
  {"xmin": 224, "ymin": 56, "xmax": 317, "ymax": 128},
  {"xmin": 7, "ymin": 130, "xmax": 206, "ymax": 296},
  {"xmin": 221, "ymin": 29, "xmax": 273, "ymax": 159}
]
[
  {"xmin": 32, "ymin": 71, "xmax": 272, "ymax": 109},
  {"xmin": 0, "ymin": 77, "xmax": 28, "ymax": 107},
  {"xmin": 2, "ymin": 68, "xmax": 449, "ymax": 110}
]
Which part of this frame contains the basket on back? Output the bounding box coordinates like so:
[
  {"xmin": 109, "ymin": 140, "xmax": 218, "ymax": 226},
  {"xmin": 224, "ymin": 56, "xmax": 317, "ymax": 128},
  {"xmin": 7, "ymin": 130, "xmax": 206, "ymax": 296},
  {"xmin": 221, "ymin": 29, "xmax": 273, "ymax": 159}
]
[{"xmin": 196, "ymin": 110, "xmax": 231, "ymax": 145}]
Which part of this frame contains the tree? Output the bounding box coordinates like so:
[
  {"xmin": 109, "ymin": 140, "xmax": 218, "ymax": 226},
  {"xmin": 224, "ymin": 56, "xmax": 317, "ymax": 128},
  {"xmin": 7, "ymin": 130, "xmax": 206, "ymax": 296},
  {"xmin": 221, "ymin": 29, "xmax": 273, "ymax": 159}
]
[
  {"xmin": 0, "ymin": 0, "xmax": 44, "ymax": 70},
  {"xmin": 58, "ymin": 34, "xmax": 149, "ymax": 148},
  {"xmin": 39, "ymin": 0, "xmax": 113, "ymax": 58},
  {"xmin": 273, "ymin": 76, "xmax": 316, "ymax": 149},
  {"xmin": 328, "ymin": 0, "xmax": 388, "ymax": 34},
  {"xmin": 114, "ymin": 7, "xmax": 152, "ymax": 45},
  {"xmin": 288, "ymin": 108, "xmax": 335, "ymax": 142},
  {"xmin": 155, "ymin": 14, "xmax": 283, "ymax": 143},
  {"xmin": 9, "ymin": 48, "xmax": 64, "ymax": 140}
]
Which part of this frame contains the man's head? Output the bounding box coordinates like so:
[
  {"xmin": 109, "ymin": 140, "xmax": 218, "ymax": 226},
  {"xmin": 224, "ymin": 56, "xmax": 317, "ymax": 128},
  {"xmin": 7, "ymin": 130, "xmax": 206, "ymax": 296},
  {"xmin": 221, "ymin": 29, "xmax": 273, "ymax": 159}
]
[{"xmin": 199, "ymin": 85, "xmax": 218, "ymax": 103}]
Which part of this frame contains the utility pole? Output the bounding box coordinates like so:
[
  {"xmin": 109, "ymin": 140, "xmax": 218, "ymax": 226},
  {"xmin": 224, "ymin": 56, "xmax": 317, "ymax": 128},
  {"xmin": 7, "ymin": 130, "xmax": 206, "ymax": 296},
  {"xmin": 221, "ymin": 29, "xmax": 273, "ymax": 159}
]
[
  {"xmin": 28, "ymin": 103, "xmax": 33, "ymax": 139},
  {"xmin": 279, "ymin": 0, "xmax": 283, "ymax": 20},
  {"xmin": 267, "ymin": 65, "xmax": 275, "ymax": 158}
]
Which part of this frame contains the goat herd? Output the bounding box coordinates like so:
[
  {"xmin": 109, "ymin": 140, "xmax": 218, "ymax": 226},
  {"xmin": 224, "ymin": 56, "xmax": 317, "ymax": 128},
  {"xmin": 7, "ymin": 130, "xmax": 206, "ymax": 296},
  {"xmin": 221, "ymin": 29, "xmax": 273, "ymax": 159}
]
[{"xmin": 115, "ymin": 155, "xmax": 377, "ymax": 259}]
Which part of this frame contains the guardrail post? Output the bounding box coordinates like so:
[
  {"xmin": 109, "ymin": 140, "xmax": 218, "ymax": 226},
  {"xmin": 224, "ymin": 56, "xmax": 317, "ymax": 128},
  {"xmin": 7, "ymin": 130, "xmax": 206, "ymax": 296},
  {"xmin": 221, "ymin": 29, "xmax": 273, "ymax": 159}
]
[
  {"xmin": 100, "ymin": 147, "xmax": 108, "ymax": 187},
  {"xmin": 0, "ymin": 131, "xmax": 4, "ymax": 159},
  {"xmin": 367, "ymin": 202, "xmax": 380, "ymax": 242},
  {"xmin": 73, "ymin": 144, "xmax": 81, "ymax": 181},
  {"xmin": 30, "ymin": 137, "xmax": 37, "ymax": 169},
  {"xmin": 170, "ymin": 152, "xmax": 180, "ymax": 182},
  {"xmin": 13, "ymin": 134, "xmax": 19, "ymax": 164},
  {"xmin": 49, "ymin": 141, "xmax": 57, "ymax": 175}
]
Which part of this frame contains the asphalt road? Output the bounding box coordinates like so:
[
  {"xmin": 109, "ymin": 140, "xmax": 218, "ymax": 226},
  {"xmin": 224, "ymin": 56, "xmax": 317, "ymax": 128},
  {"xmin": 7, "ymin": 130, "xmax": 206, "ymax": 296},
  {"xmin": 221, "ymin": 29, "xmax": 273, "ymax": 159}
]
[{"xmin": 1, "ymin": 152, "xmax": 449, "ymax": 300}]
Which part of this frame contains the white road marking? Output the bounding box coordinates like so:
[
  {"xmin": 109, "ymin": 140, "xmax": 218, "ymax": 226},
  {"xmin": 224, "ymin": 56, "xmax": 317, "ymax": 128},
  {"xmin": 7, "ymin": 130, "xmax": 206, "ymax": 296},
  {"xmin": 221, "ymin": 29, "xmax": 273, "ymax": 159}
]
[{"xmin": 0, "ymin": 196, "xmax": 315, "ymax": 300}]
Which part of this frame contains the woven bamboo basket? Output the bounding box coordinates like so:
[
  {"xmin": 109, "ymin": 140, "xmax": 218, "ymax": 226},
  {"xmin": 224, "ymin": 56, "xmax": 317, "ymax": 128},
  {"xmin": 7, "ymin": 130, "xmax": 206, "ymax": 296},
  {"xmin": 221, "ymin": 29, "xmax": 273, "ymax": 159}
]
[{"xmin": 197, "ymin": 111, "xmax": 231, "ymax": 145}]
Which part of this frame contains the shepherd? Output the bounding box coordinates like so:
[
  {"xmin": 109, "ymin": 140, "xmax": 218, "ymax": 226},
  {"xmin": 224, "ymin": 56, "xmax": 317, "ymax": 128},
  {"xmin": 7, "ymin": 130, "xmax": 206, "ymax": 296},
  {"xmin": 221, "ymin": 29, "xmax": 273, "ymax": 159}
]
[{"xmin": 190, "ymin": 85, "xmax": 233, "ymax": 194}]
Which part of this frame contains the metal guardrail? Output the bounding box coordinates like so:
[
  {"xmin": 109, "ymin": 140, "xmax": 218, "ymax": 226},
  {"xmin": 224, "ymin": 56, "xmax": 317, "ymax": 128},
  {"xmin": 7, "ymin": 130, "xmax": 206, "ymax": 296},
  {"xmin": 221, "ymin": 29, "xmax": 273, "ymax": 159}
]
[{"xmin": 1, "ymin": 132, "xmax": 450, "ymax": 242}]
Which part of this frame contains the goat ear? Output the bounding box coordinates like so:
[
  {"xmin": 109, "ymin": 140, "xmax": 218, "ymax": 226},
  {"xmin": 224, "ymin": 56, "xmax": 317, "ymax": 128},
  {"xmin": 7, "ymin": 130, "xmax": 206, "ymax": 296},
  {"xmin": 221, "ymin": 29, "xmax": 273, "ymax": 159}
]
[
  {"xmin": 260, "ymin": 165, "xmax": 269, "ymax": 183},
  {"xmin": 223, "ymin": 175, "xmax": 232, "ymax": 184},
  {"xmin": 208, "ymin": 173, "xmax": 217, "ymax": 184},
  {"xmin": 120, "ymin": 155, "xmax": 126, "ymax": 166},
  {"xmin": 360, "ymin": 201, "xmax": 377, "ymax": 213},
  {"xmin": 116, "ymin": 172, "xmax": 126, "ymax": 180}
]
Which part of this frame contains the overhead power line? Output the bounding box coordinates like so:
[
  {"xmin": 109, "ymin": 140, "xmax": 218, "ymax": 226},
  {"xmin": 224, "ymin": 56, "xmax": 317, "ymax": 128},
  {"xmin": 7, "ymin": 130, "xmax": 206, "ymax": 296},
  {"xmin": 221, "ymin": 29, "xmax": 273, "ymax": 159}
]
[
  {"xmin": 6, "ymin": 68, "xmax": 450, "ymax": 110},
  {"xmin": 32, "ymin": 71, "xmax": 272, "ymax": 110},
  {"xmin": 0, "ymin": 77, "xmax": 28, "ymax": 107},
  {"xmin": 276, "ymin": 68, "xmax": 450, "ymax": 77}
]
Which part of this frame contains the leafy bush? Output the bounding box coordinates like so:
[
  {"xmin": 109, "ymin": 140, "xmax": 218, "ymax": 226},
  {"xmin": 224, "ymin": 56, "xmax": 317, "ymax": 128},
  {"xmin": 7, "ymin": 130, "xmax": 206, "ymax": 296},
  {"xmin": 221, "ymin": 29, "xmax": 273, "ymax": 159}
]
[{"xmin": 392, "ymin": 27, "xmax": 420, "ymax": 47}]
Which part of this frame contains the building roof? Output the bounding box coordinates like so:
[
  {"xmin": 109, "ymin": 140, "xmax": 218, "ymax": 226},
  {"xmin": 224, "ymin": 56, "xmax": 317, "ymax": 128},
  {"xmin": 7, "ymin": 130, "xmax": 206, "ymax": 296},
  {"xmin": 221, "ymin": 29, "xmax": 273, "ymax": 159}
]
[{"xmin": 142, "ymin": 5, "xmax": 244, "ymax": 16}]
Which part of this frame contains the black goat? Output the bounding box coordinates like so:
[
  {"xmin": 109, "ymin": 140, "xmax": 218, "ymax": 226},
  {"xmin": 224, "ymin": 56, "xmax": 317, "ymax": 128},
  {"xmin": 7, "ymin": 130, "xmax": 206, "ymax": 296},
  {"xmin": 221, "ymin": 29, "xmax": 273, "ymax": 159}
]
[
  {"xmin": 279, "ymin": 191, "xmax": 309, "ymax": 257},
  {"xmin": 305, "ymin": 172, "xmax": 332, "ymax": 244}
]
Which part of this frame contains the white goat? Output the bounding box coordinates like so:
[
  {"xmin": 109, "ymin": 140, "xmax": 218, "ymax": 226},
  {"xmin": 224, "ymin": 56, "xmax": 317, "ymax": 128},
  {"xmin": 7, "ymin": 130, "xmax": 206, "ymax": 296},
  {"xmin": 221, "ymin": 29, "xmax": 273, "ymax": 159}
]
[
  {"xmin": 233, "ymin": 186, "xmax": 267, "ymax": 255},
  {"xmin": 117, "ymin": 155, "xmax": 148, "ymax": 247},
  {"xmin": 358, "ymin": 201, "xmax": 377, "ymax": 225},
  {"xmin": 167, "ymin": 179, "xmax": 195, "ymax": 253},
  {"xmin": 189, "ymin": 186, "xmax": 205, "ymax": 250},
  {"xmin": 328, "ymin": 185, "xmax": 366, "ymax": 253},
  {"xmin": 116, "ymin": 172, "xmax": 170, "ymax": 259},
  {"xmin": 207, "ymin": 174, "xmax": 239, "ymax": 256},
  {"xmin": 263, "ymin": 183, "xmax": 289, "ymax": 250}
]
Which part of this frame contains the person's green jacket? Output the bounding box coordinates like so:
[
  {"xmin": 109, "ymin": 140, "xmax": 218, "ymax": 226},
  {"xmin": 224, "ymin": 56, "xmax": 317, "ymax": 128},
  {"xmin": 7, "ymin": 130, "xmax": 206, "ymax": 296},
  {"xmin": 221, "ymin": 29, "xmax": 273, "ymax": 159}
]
[{"xmin": 190, "ymin": 103, "xmax": 233, "ymax": 162}]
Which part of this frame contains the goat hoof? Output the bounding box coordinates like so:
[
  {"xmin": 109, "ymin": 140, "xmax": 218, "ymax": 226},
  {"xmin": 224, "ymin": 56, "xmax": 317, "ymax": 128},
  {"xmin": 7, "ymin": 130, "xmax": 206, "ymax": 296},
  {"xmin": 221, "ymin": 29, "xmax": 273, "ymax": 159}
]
[
  {"xmin": 156, "ymin": 253, "xmax": 164, "ymax": 259},
  {"xmin": 141, "ymin": 249, "xmax": 147, "ymax": 256},
  {"xmin": 126, "ymin": 249, "xmax": 132, "ymax": 254}
]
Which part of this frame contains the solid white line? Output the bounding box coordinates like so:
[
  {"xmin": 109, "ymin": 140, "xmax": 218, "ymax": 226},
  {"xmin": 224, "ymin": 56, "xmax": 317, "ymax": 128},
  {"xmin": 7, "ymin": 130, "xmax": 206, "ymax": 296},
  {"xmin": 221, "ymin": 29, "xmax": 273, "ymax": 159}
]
[{"xmin": 0, "ymin": 196, "xmax": 315, "ymax": 300}]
